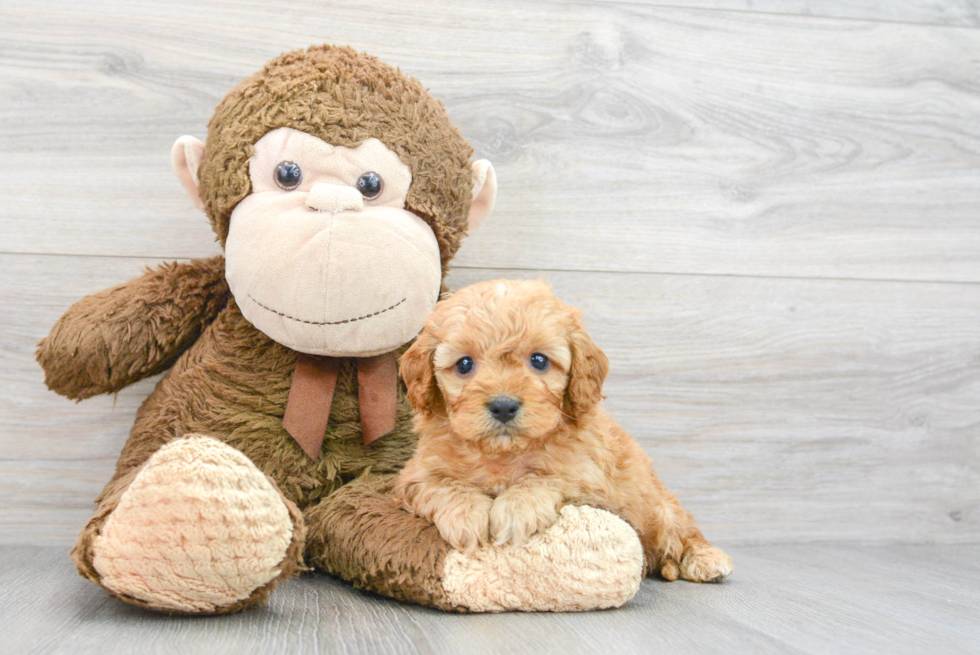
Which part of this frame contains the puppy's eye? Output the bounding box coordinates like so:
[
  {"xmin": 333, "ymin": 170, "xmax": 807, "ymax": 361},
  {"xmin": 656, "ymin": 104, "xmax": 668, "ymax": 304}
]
[
  {"xmin": 529, "ymin": 353, "xmax": 550, "ymax": 371},
  {"xmin": 356, "ymin": 171, "xmax": 383, "ymax": 198},
  {"xmin": 455, "ymin": 356, "xmax": 474, "ymax": 375},
  {"xmin": 274, "ymin": 161, "xmax": 303, "ymax": 190}
]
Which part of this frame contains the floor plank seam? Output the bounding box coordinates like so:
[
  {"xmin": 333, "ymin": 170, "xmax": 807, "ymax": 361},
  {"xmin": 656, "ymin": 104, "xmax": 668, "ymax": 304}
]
[{"xmin": 4, "ymin": 251, "xmax": 980, "ymax": 288}]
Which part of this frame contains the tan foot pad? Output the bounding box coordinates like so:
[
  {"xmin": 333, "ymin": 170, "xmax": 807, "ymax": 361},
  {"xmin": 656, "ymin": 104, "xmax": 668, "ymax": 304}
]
[
  {"xmin": 442, "ymin": 505, "xmax": 643, "ymax": 612},
  {"xmin": 681, "ymin": 545, "xmax": 734, "ymax": 582},
  {"xmin": 92, "ymin": 436, "xmax": 294, "ymax": 613}
]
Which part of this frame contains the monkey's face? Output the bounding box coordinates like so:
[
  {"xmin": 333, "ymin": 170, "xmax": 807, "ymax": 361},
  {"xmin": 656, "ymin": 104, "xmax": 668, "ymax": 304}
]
[
  {"xmin": 224, "ymin": 127, "xmax": 442, "ymax": 357},
  {"xmin": 173, "ymin": 46, "xmax": 497, "ymax": 358}
]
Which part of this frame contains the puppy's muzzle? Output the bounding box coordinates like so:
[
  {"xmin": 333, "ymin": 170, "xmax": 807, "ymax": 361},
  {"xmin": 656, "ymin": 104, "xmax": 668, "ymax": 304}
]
[{"xmin": 487, "ymin": 396, "xmax": 521, "ymax": 424}]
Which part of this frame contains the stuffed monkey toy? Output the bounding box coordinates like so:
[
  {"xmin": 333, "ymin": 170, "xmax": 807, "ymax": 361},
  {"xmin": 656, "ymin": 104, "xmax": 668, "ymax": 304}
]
[{"xmin": 36, "ymin": 45, "xmax": 644, "ymax": 614}]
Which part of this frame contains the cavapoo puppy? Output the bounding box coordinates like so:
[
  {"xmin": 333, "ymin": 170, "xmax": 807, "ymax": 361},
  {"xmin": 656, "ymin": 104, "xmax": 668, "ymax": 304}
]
[{"xmin": 394, "ymin": 279, "xmax": 732, "ymax": 582}]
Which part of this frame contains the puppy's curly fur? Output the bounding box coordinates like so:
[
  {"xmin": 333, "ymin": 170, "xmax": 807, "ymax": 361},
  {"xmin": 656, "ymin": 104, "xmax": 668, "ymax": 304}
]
[{"xmin": 394, "ymin": 279, "xmax": 732, "ymax": 582}]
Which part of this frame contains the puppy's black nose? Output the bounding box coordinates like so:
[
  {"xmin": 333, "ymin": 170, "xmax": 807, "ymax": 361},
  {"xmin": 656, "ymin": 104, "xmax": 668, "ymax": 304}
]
[{"xmin": 487, "ymin": 397, "xmax": 521, "ymax": 424}]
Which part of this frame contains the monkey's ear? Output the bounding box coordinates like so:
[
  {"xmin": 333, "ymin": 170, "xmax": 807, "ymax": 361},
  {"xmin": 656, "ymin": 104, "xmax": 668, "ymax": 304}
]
[
  {"xmin": 171, "ymin": 136, "xmax": 206, "ymax": 211},
  {"xmin": 467, "ymin": 159, "xmax": 497, "ymax": 231}
]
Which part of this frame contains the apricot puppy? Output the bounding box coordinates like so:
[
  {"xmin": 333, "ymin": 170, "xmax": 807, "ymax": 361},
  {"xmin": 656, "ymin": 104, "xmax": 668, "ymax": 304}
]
[{"xmin": 394, "ymin": 279, "xmax": 732, "ymax": 582}]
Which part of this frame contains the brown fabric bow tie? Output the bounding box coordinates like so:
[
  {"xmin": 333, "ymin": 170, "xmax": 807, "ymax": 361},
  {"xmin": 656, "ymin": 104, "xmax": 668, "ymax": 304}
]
[{"xmin": 282, "ymin": 352, "xmax": 398, "ymax": 461}]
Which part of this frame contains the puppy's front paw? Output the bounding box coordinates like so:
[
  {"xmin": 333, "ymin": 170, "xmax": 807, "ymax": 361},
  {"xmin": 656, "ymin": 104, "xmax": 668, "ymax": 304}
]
[
  {"xmin": 490, "ymin": 489, "xmax": 559, "ymax": 547},
  {"xmin": 679, "ymin": 545, "xmax": 733, "ymax": 582},
  {"xmin": 432, "ymin": 493, "xmax": 493, "ymax": 555}
]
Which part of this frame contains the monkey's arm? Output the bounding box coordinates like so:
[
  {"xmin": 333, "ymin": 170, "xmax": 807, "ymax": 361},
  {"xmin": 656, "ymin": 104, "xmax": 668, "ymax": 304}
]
[{"xmin": 37, "ymin": 255, "xmax": 228, "ymax": 400}]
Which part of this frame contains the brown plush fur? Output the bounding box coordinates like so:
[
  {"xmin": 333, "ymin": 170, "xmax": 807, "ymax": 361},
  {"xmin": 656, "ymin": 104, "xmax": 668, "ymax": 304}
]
[
  {"xmin": 37, "ymin": 256, "xmax": 229, "ymax": 400},
  {"xmin": 394, "ymin": 280, "xmax": 733, "ymax": 582},
  {"xmin": 46, "ymin": 260, "xmax": 438, "ymax": 611},
  {"xmin": 304, "ymin": 474, "xmax": 461, "ymax": 612},
  {"xmin": 37, "ymin": 45, "xmax": 480, "ymax": 613}
]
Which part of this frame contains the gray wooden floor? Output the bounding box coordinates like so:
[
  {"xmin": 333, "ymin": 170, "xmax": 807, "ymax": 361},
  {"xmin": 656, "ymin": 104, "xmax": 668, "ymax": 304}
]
[
  {"xmin": 5, "ymin": 544, "xmax": 979, "ymax": 655},
  {"xmin": 2, "ymin": 0, "xmax": 979, "ymax": 651}
]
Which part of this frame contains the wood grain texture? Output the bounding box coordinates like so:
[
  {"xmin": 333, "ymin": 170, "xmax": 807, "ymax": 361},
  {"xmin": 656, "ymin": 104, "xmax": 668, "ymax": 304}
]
[
  {"xmin": 2, "ymin": 3, "xmax": 979, "ymax": 644},
  {"xmin": 1, "ymin": 1, "xmax": 979, "ymax": 282},
  {"xmin": 4, "ymin": 254, "xmax": 977, "ymax": 546},
  {"xmin": 576, "ymin": 1, "xmax": 980, "ymax": 27},
  {"xmin": 3, "ymin": 544, "xmax": 978, "ymax": 654}
]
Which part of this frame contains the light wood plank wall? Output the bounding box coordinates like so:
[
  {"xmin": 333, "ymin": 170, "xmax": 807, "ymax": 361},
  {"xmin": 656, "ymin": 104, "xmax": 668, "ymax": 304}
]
[{"xmin": 1, "ymin": 0, "xmax": 978, "ymax": 546}]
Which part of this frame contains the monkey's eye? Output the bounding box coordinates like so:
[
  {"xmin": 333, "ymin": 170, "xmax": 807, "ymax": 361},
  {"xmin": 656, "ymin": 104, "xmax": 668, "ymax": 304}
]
[
  {"xmin": 455, "ymin": 356, "xmax": 475, "ymax": 376},
  {"xmin": 274, "ymin": 161, "xmax": 303, "ymax": 190},
  {"xmin": 529, "ymin": 353, "xmax": 550, "ymax": 371},
  {"xmin": 356, "ymin": 171, "xmax": 383, "ymax": 198}
]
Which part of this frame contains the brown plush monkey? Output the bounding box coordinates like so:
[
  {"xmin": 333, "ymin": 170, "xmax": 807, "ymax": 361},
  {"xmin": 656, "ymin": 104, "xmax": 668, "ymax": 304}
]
[{"xmin": 36, "ymin": 45, "xmax": 644, "ymax": 614}]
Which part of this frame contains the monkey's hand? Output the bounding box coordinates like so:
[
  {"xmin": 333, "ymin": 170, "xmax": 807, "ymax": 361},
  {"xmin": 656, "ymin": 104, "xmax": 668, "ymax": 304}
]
[{"xmin": 37, "ymin": 255, "xmax": 228, "ymax": 400}]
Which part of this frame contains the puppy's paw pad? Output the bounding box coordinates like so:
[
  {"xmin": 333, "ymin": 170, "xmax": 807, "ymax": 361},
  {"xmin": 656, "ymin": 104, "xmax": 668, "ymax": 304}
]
[
  {"xmin": 442, "ymin": 505, "xmax": 643, "ymax": 612},
  {"xmin": 92, "ymin": 436, "xmax": 296, "ymax": 613},
  {"xmin": 433, "ymin": 495, "xmax": 492, "ymax": 555},
  {"xmin": 659, "ymin": 559, "xmax": 680, "ymax": 581},
  {"xmin": 680, "ymin": 545, "xmax": 733, "ymax": 582},
  {"xmin": 442, "ymin": 522, "xmax": 489, "ymax": 555},
  {"xmin": 489, "ymin": 493, "xmax": 557, "ymax": 547}
]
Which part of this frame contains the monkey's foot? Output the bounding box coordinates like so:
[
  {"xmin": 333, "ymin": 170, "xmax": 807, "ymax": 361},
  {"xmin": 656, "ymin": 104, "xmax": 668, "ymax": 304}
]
[
  {"xmin": 90, "ymin": 436, "xmax": 304, "ymax": 614},
  {"xmin": 440, "ymin": 505, "xmax": 643, "ymax": 612}
]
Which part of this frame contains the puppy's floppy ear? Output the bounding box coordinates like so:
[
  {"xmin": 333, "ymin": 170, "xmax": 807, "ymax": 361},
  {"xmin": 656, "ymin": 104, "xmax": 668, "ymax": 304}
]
[
  {"xmin": 399, "ymin": 330, "xmax": 443, "ymax": 416},
  {"xmin": 563, "ymin": 315, "xmax": 610, "ymax": 420}
]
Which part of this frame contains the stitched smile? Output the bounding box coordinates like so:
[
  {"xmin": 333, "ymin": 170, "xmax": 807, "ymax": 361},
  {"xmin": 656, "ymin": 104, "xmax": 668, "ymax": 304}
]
[{"xmin": 247, "ymin": 294, "xmax": 406, "ymax": 326}]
